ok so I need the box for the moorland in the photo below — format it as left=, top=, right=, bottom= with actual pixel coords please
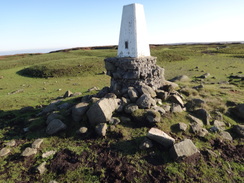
left=0, top=43, right=243, bottom=182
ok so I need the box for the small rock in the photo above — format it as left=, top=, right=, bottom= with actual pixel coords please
left=39, top=103, right=57, bottom=116
left=95, top=86, right=110, bottom=98
left=20, top=106, right=35, bottom=113
left=171, top=104, right=183, bottom=113
left=193, top=84, right=204, bottom=90
left=42, top=150, right=56, bottom=158
left=37, top=162, right=47, bottom=175
left=128, top=87, right=139, bottom=102
left=78, top=127, right=88, bottom=134
left=4, top=140, right=16, bottom=147
left=57, top=102, right=72, bottom=110
left=32, top=138, right=44, bottom=149
left=170, top=75, right=190, bottom=82
left=0, top=148, right=11, bottom=157
left=187, top=114, right=204, bottom=126
left=104, top=93, right=117, bottom=99
left=214, top=111, right=223, bottom=121
left=46, top=113, right=63, bottom=125
left=139, top=138, right=153, bottom=150
left=49, top=181, right=58, bottom=183
left=206, top=149, right=218, bottom=158
left=185, top=98, right=205, bottom=111
left=213, top=120, right=226, bottom=131
left=63, top=90, right=73, bottom=98
left=95, top=123, right=108, bottom=137
left=46, top=119, right=67, bottom=135
left=168, top=94, right=184, bottom=108
left=109, top=117, right=121, bottom=125
left=156, top=90, right=168, bottom=101
left=177, top=123, right=188, bottom=131
left=90, top=97, right=100, bottom=103
left=147, top=128, right=175, bottom=148
left=170, top=139, right=199, bottom=160
left=230, top=104, right=244, bottom=120
left=162, top=105, right=171, bottom=112
left=198, top=128, right=209, bottom=137
left=232, top=125, right=244, bottom=138
left=86, top=98, right=119, bottom=126
left=190, top=123, right=203, bottom=134
left=21, top=147, right=37, bottom=157
left=136, top=94, right=156, bottom=109
left=139, top=84, right=156, bottom=98
left=193, top=109, right=211, bottom=125
left=72, top=102, right=90, bottom=122
left=199, top=73, right=210, bottom=79
left=88, top=86, right=99, bottom=92
left=120, top=116, right=131, bottom=123
left=124, top=104, right=139, bottom=114
left=163, top=81, right=179, bottom=90
left=220, top=131, right=233, bottom=141
left=152, top=106, right=166, bottom=115
left=146, top=110, right=161, bottom=123
left=23, top=127, right=29, bottom=132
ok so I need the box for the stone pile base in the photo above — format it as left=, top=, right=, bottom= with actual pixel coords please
left=104, top=56, right=165, bottom=94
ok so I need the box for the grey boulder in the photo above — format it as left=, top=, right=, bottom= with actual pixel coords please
left=147, top=128, right=175, bottom=148
left=170, top=139, right=199, bottom=160
left=86, top=98, right=119, bottom=126
left=46, top=119, right=67, bottom=135
left=72, top=102, right=89, bottom=122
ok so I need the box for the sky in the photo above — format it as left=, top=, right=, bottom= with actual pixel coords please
left=1, top=0, right=244, bottom=55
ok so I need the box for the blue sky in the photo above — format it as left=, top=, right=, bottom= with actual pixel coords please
left=1, top=0, right=244, bottom=54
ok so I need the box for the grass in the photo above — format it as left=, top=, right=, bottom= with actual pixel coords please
left=0, top=43, right=243, bottom=182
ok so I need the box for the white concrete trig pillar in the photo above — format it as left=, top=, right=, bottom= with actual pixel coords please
left=117, top=3, right=150, bottom=58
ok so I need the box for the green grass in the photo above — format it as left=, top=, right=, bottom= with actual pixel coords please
left=0, top=44, right=243, bottom=182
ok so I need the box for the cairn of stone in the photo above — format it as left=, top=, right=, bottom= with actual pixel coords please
left=105, top=56, right=165, bottom=94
